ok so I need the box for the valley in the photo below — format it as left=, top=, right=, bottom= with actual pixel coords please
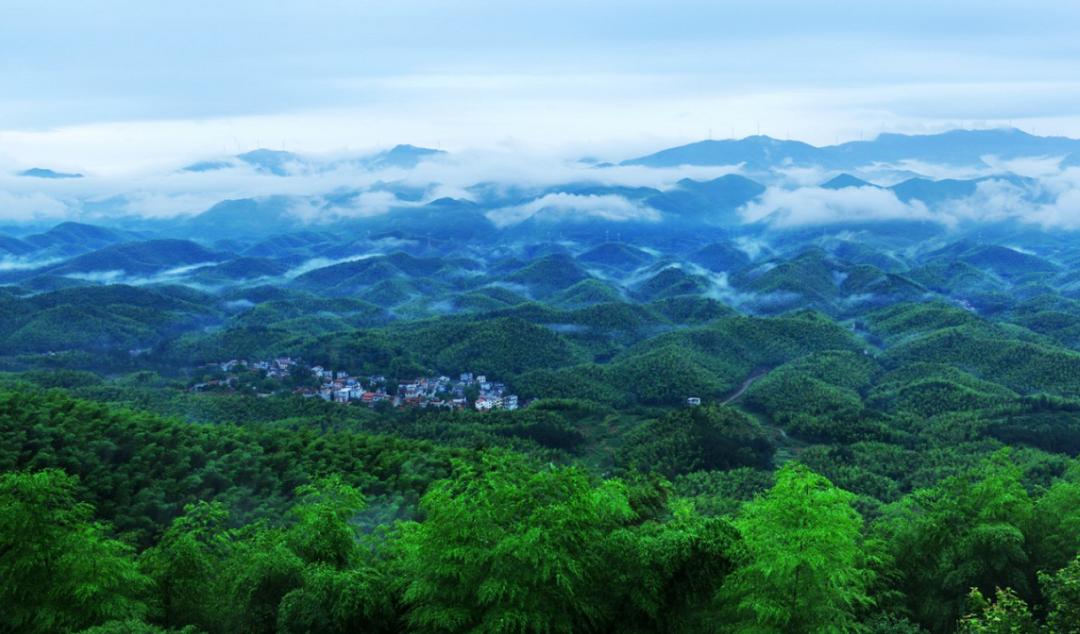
left=6, top=129, right=1080, bottom=632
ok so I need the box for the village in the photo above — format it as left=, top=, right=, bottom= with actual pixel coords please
left=191, top=357, right=521, bottom=412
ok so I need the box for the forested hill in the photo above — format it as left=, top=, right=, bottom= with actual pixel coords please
left=3, top=387, right=1080, bottom=633
left=9, top=129, right=1080, bottom=632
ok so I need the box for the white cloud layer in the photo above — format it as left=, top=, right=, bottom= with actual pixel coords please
left=486, top=193, right=660, bottom=227
left=741, top=186, right=934, bottom=227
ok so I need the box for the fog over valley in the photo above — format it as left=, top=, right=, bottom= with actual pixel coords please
left=9, top=3, right=1080, bottom=633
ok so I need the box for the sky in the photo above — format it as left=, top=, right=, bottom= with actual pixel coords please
left=4, top=0, right=1080, bottom=172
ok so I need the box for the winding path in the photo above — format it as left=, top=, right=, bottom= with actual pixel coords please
left=722, top=367, right=770, bottom=405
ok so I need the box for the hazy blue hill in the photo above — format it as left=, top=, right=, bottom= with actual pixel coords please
left=71, top=239, right=227, bottom=272
left=821, top=173, right=878, bottom=189
left=623, top=128, right=1080, bottom=173
left=623, top=136, right=822, bottom=169
left=689, top=242, right=752, bottom=272
left=236, top=148, right=304, bottom=175
left=577, top=242, right=654, bottom=270
left=0, top=235, right=34, bottom=256
left=191, top=257, right=290, bottom=281
left=646, top=175, right=766, bottom=222
left=362, top=144, right=445, bottom=169
left=827, top=127, right=1080, bottom=167
left=293, top=256, right=403, bottom=293
left=502, top=254, right=592, bottom=297
left=242, top=231, right=337, bottom=258
left=924, top=241, right=1059, bottom=278
left=889, top=177, right=970, bottom=204
left=501, top=213, right=663, bottom=244
left=17, top=167, right=83, bottom=179
left=3, top=275, right=93, bottom=293
left=22, top=222, right=131, bottom=254
left=634, top=266, right=711, bottom=301
left=958, top=244, right=1059, bottom=277
left=9, top=239, right=231, bottom=281
left=352, top=197, right=497, bottom=241
left=185, top=197, right=305, bottom=239
left=550, top=279, right=625, bottom=308
left=827, top=240, right=908, bottom=272
left=181, top=159, right=234, bottom=172
left=381, top=252, right=452, bottom=277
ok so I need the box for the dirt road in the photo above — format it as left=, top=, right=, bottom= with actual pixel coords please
left=722, top=367, right=770, bottom=405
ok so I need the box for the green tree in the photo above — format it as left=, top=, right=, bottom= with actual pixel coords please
left=398, top=453, right=635, bottom=633
left=719, top=463, right=875, bottom=633
left=606, top=500, right=744, bottom=633
left=1040, top=555, right=1080, bottom=634
left=619, top=405, right=774, bottom=478
left=275, top=475, right=399, bottom=633
left=276, top=565, right=398, bottom=634
left=139, top=501, right=233, bottom=631
left=1029, top=470, right=1080, bottom=574
left=0, top=469, right=149, bottom=633
left=221, top=528, right=305, bottom=634
left=956, top=588, right=1039, bottom=634
left=874, top=452, right=1035, bottom=632
left=285, top=475, right=366, bottom=569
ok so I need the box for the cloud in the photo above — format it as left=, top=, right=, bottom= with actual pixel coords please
left=0, top=190, right=71, bottom=221
left=0, top=255, right=63, bottom=271
left=942, top=178, right=1037, bottom=224
left=740, top=185, right=935, bottom=227
left=283, top=254, right=379, bottom=279
left=748, top=165, right=1080, bottom=231
left=1026, top=184, right=1080, bottom=229
left=63, top=270, right=126, bottom=284
left=0, top=143, right=747, bottom=225
left=734, top=237, right=770, bottom=260
left=486, top=193, right=660, bottom=227
left=61, top=261, right=222, bottom=287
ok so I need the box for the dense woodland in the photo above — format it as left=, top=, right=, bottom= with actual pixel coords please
left=8, top=132, right=1080, bottom=631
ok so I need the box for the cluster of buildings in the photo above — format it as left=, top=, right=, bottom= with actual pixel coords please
left=191, top=358, right=520, bottom=412
left=305, top=370, right=520, bottom=412
left=206, top=357, right=298, bottom=378
left=190, top=357, right=299, bottom=391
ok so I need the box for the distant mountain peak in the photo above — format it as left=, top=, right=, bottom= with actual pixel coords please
left=236, top=148, right=305, bottom=175
left=821, top=174, right=878, bottom=189
left=624, top=127, right=1080, bottom=171
left=181, top=160, right=234, bottom=173
left=365, top=144, right=445, bottom=169
left=18, top=167, right=83, bottom=179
